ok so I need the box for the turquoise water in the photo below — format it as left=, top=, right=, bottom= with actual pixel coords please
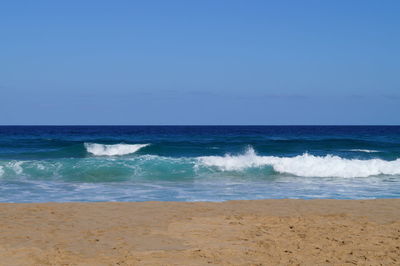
left=1, top=126, right=400, bottom=202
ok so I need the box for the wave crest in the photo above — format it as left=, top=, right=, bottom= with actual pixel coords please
left=348, top=149, right=379, bottom=153
left=84, top=143, right=149, bottom=156
left=197, top=147, right=400, bottom=178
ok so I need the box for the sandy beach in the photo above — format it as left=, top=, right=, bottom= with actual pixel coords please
left=0, top=199, right=399, bottom=265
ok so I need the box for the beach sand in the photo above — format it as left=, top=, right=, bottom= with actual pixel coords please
left=0, top=199, right=399, bottom=265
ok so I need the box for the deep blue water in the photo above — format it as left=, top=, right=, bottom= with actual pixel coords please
left=0, top=126, right=400, bottom=202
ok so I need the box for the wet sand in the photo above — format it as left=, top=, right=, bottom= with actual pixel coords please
left=0, top=199, right=399, bottom=265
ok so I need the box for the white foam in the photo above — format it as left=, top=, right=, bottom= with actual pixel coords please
left=8, top=161, right=24, bottom=174
left=197, top=147, right=400, bottom=178
left=84, top=143, right=149, bottom=156
left=348, top=149, right=379, bottom=153
left=0, top=166, right=4, bottom=177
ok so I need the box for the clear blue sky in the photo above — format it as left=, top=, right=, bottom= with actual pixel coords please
left=1, top=0, right=399, bottom=125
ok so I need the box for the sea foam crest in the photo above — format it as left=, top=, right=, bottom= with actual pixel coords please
left=197, top=147, right=400, bottom=178
left=84, top=143, right=149, bottom=156
left=348, top=149, right=380, bottom=153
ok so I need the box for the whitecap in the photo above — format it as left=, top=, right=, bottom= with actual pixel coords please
left=347, top=149, right=380, bottom=153
left=84, top=143, right=149, bottom=156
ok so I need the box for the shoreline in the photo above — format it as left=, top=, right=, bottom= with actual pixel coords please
left=1, top=199, right=399, bottom=265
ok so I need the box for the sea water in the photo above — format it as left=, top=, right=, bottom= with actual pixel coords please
left=0, top=126, right=399, bottom=202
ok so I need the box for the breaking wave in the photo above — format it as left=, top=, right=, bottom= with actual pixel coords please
left=84, top=143, right=149, bottom=156
left=1, top=147, right=399, bottom=180
left=197, top=147, right=400, bottom=178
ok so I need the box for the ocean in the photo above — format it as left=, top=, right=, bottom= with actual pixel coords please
left=0, top=126, right=399, bottom=202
